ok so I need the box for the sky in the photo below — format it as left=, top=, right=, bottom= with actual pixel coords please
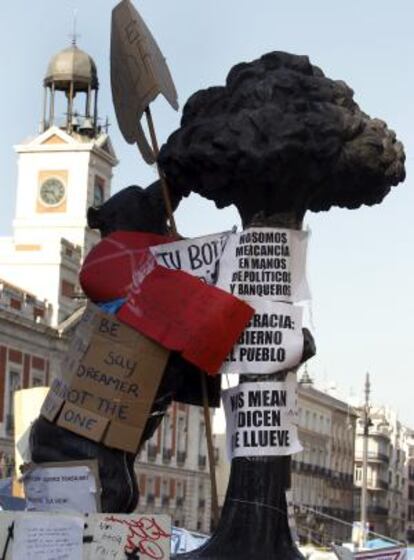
left=0, top=1, right=413, bottom=424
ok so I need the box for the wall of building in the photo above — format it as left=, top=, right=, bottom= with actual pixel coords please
left=0, top=282, right=65, bottom=474
left=291, top=383, right=356, bottom=545
left=135, top=402, right=215, bottom=534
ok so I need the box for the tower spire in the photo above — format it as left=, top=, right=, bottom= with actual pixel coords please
left=70, top=8, right=80, bottom=46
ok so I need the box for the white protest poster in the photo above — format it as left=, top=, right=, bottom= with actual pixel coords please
left=13, top=513, right=84, bottom=560
left=220, top=300, right=304, bottom=374
left=90, top=518, right=128, bottom=560
left=150, top=231, right=232, bottom=284
left=24, top=465, right=98, bottom=514
left=216, top=227, right=310, bottom=302
left=96, top=514, right=171, bottom=559
left=222, top=375, right=302, bottom=459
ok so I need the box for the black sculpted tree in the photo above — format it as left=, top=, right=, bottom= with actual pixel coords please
left=159, top=51, right=404, bottom=228
left=159, top=52, right=405, bottom=560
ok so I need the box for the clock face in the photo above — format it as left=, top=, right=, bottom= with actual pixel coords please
left=39, top=177, right=66, bottom=206
left=93, top=184, right=104, bottom=207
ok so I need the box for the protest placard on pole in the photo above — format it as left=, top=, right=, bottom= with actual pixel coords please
left=216, top=227, right=310, bottom=302
left=111, top=0, right=178, bottom=163
left=220, top=300, right=304, bottom=375
left=222, top=374, right=302, bottom=459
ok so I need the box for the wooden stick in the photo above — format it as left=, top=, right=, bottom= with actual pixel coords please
left=145, top=106, right=219, bottom=528
left=201, top=371, right=220, bottom=529
left=144, top=107, right=178, bottom=236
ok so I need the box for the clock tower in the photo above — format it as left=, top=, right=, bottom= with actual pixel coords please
left=0, top=43, right=117, bottom=326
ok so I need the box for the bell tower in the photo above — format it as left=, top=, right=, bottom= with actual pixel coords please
left=13, top=42, right=117, bottom=257
left=0, top=43, right=117, bottom=326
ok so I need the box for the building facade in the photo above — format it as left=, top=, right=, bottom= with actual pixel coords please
left=291, top=378, right=357, bottom=545
left=406, top=430, right=414, bottom=543
left=354, top=406, right=408, bottom=542
left=135, top=403, right=214, bottom=533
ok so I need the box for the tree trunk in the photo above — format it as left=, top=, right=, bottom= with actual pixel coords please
left=175, top=212, right=308, bottom=559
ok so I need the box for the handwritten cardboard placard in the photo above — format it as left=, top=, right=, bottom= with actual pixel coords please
left=41, top=303, right=169, bottom=453
left=220, top=300, right=304, bottom=374
left=151, top=231, right=232, bottom=284
left=22, top=461, right=100, bottom=514
left=13, top=513, right=84, bottom=560
left=222, top=375, right=302, bottom=459
left=216, top=227, right=310, bottom=303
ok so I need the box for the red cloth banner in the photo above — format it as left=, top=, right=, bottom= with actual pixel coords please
left=80, top=231, right=173, bottom=302
left=117, top=266, right=254, bottom=375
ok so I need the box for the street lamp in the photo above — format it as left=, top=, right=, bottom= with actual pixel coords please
left=360, top=372, right=371, bottom=549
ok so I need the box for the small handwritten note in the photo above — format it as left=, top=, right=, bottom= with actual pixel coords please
left=13, top=514, right=83, bottom=560
left=90, top=519, right=128, bottom=560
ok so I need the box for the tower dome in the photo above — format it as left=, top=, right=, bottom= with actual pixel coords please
left=44, top=45, right=98, bottom=91
left=41, top=44, right=99, bottom=136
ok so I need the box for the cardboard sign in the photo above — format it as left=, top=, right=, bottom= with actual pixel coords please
left=23, top=462, right=100, bottom=514
left=222, top=375, right=302, bottom=458
left=13, top=514, right=84, bottom=560
left=41, top=304, right=169, bottom=453
left=217, top=227, right=310, bottom=302
left=151, top=231, right=232, bottom=284
left=111, top=0, right=178, bottom=163
left=220, top=300, right=304, bottom=374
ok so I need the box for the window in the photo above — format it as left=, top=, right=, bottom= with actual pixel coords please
left=31, top=374, right=44, bottom=387
left=5, top=369, right=21, bottom=434
left=177, top=415, right=187, bottom=453
left=61, top=280, right=75, bottom=298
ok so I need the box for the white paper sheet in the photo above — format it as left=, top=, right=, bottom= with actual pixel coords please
left=222, top=374, right=302, bottom=459
left=13, top=514, right=84, bottom=560
left=24, top=465, right=97, bottom=514
left=220, top=300, right=304, bottom=374
left=216, top=227, right=310, bottom=302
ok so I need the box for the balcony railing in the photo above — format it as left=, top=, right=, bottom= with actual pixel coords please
left=368, top=505, right=388, bottom=516
left=355, top=451, right=390, bottom=463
